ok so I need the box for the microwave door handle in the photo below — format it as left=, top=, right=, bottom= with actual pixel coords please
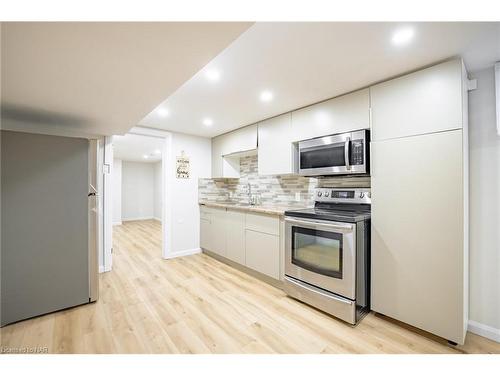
left=344, top=137, right=351, bottom=170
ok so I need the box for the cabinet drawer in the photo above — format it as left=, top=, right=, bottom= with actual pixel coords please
left=200, top=205, right=225, bottom=215
left=245, top=229, right=280, bottom=279
left=245, top=212, right=279, bottom=235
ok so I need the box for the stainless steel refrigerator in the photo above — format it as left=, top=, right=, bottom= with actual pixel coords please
left=1, top=130, right=99, bottom=326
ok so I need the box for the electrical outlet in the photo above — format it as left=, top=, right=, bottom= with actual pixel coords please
left=295, top=192, right=301, bottom=202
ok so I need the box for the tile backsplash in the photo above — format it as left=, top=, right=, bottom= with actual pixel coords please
left=198, top=154, right=370, bottom=206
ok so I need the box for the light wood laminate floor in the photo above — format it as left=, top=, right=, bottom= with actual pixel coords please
left=1, top=219, right=499, bottom=354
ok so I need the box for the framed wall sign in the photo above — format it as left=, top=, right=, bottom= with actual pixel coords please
left=176, top=152, right=190, bottom=179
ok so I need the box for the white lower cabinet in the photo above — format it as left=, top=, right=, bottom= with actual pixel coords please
left=200, top=217, right=212, bottom=251
left=210, top=208, right=227, bottom=257
left=200, top=206, right=281, bottom=281
left=245, top=229, right=280, bottom=279
left=225, top=210, right=246, bottom=264
left=200, top=206, right=226, bottom=257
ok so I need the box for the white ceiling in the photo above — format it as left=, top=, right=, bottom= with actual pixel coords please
left=1, top=22, right=252, bottom=136
left=139, top=22, right=500, bottom=138
left=113, top=133, right=164, bottom=163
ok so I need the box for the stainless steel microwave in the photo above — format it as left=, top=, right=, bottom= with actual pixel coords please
left=298, top=129, right=369, bottom=176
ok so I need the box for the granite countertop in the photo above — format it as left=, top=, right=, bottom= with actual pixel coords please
left=198, top=200, right=312, bottom=216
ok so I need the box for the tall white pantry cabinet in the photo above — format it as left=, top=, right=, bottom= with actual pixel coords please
left=370, top=59, right=469, bottom=344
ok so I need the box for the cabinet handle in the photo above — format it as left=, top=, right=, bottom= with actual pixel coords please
left=344, top=137, right=351, bottom=170
left=285, top=276, right=353, bottom=305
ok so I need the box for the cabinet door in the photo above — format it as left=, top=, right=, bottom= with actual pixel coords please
left=371, top=130, right=465, bottom=344
left=200, top=217, right=212, bottom=251
left=258, top=113, right=295, bottom=175
left=222, top=124, right=258, bottom=156
left=211, top=136, right=223, bottom=178
left=371, top=59, right=463, bottom=141
left=225, top=210, right=246, bottom=264
left=210, top=208, right=227, bottom=257
left=245, top=229, right=280, bottom=279
left=291, top=88, right=370, bottom=142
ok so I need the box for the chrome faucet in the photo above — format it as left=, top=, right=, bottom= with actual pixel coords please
left=247, top=183, right=260, bottom=206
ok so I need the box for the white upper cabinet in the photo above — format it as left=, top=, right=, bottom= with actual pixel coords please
left=211, top=124, right=258, bottom=178
left=211, top=136, right=224, bottom=178
left=291, top=88, right=370, bottom=142
left=258, top=113, right=296, bottom=175
left=371, top=59, right=464, bottom=141
left=220, top=124, right=258, bottom=156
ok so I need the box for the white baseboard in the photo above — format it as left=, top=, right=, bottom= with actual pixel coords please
left=468, top=320, right=500, bottom=343
left=163, top=247, right=201, bottom=260
left=113, top=221, right=122, bottom=226
left=122, top=216, right=154, bottom=222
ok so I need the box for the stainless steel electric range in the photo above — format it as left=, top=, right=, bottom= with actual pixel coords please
left=284, top=188, right=371, bottom=324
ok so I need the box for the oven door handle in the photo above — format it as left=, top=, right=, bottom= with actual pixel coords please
left=284, top=276, right=354, bottom=305
left=285, top=217, right=354, bottom=232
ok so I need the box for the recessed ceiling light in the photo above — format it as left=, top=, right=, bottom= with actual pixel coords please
left=260, top=90, right=274, bottom=102
left=205, top=69, right=221, bottom=82
left=158, top=108, right=169, bottom=117
left=203, top=118, right=214, bottom=127
left=391, top=27, right=415, bottom=46
left=154, top=149, right=161, bottom=155
left=143, top=154, right=149, bottom=159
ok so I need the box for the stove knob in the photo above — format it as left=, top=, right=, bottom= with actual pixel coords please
left=317, top=191, right=323, bottom=197
left=368, top=192, right=371, bottom=198
left=359, top=192, right=365, bottom=198
left=324, top=191, right=329, bottom=197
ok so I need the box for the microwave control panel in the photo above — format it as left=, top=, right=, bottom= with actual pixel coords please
left=351, top=140, right=364, bottom=165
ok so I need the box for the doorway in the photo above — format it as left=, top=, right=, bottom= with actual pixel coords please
left=110, top=133, right=165, bottom=263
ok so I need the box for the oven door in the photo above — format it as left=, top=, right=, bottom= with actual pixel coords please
left=285, top=216, right=356, bottom=299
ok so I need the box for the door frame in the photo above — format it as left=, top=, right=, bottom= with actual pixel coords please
left=101, top=136, right=113, bottom=272
left=102, top=126, right=172, bottom=270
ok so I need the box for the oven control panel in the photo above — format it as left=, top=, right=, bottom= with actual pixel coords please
left=315, top=188, right=371, bottom=204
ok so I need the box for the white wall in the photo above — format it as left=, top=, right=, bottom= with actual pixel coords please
left=121, top=161, right=155, bottom=221
left=154, top=161, right=163, bottom=221
left=112, top=159, right=122, bottom=225
left=468, top=66, right=500, bottom=339
left=166, top=132, right=211, bottom=256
